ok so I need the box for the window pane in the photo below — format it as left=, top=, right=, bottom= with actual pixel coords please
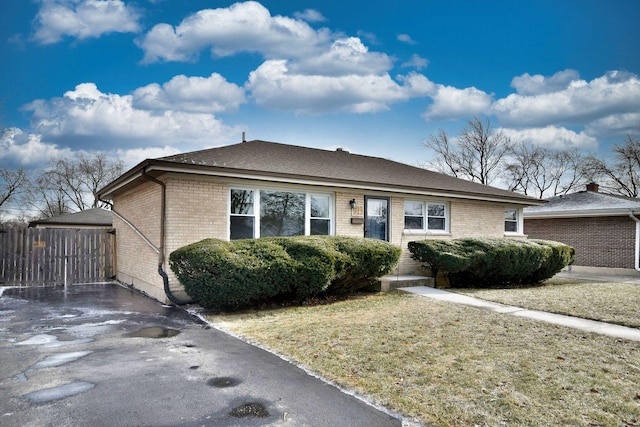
left=404, top=201, right=423, bottom=216
left=260, top=191, right=305, bottom=236
left=428, top=217, right=445, bottom=230
left=310, top=219, right=330, bottom=235
left=404, top=216, right=424, bottom=230
left=311, top=195, right=330, bottom=218
left=231, top=189, right=253, bottom=215
left=504, top=209, right=517, bottom=221
left=230, top=216, right=254, bottom=240
left=428, top=203, right=445, bottom=217
left=505, top=221, right=518, bottom=232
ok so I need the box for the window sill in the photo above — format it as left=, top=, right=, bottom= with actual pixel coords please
left=504, top=232, right=526, bottom=237
left=402, top=230, right=451, bottom=236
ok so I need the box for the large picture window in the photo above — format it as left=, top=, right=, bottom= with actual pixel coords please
left=229, top=188, right=333, bottom=239
left=260, top=191, right=305, bottom=237
left=404, top=200, right=448, bottom=232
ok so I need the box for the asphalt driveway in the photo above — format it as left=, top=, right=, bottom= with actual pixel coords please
left=0, top=283, right=401, bottom=427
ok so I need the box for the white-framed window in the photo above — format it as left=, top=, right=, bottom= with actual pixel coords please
left=404, top=200, right=449, bottom=232
left=504, top=208, right=519, bottom=233
left=229, top=188, right=333, bottom=240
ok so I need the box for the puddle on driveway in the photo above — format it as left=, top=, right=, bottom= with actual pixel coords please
left=229, top=402, right=269, bottom=418
left=125, top=327, right=180, bottom=338
left=24, top=381, right=95, bottom=404
left=32, top=351, right=92, bottom=369
left=15, top=334, right=93, bottom=349
left=207, top=377, right=241, bottom=388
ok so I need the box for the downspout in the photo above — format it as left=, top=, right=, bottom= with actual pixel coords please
left=628, top=210, right=640, bottom=272
left=140, top=170, right=193, bottom=305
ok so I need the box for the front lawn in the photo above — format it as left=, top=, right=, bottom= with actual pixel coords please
left=453, top=276, right=640, bottom=328
left=208, top=289, right=640, bottom=426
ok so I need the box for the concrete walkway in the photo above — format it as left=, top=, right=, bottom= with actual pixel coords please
left=399, top=286, right=640, bottom=342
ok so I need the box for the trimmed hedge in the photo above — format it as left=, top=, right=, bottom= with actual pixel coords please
left=407, top=238, right=574, bottom=288
left=169, top=236, right=401, bottom=310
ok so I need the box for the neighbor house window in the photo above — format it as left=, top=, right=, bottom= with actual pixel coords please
left=230, top=188, right=333, bottom=239
left=404, top=200, right=448, bottom=232
left=504, top=208, right=518, bottom=233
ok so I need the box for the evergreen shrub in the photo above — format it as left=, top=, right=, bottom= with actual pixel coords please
left=169, top=236, right=401, bottom=310
left=407, top=238, right=574, bottom=288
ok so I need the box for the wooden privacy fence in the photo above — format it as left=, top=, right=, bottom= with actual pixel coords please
left=0, top=227, right=115, bottom=287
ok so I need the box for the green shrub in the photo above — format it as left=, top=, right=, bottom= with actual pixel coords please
left=169, top=238, right=294, bottom=309
left=169, top=236, right=401, bottom=310
left=408, top=238, right=574, bottom=288
left=330, top=237, right=403, bottom=292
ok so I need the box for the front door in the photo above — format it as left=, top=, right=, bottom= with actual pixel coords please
left=365, top=196, right=389, bottom=241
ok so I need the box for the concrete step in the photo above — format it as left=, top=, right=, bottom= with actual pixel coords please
left=378, top=275, right=434, bottom=292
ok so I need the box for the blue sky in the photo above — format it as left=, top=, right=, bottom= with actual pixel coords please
left=1, top=0, right=639, bottom=172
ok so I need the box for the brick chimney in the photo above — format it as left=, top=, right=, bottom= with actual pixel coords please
left=586, top=182, right=599, bottom=192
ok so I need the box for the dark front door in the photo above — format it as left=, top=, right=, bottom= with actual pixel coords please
left=365, top=196, right=389, bottom=241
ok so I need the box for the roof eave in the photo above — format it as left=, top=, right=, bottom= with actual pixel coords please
left=524, top=208, right=640, bottom=218
left=136, top=162, right=542, bottom=206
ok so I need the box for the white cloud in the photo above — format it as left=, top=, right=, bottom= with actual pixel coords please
left=33, top=0, right=141, bottom=45
left=115, top=146, right=182, bottom=168
left=247, top=60, right=432, bottom=114
left=585, top=112, right=640, bottom=137
left=493, top=71, right=640, bottom=127
left=22, top=83, right=242, bottom=149
left=401, top=54, right=428, bottom=70
left=423, top=85, right=493, bottom=121
left=137, top=1, right=332, bottom=63
left=132, top=73, right=246, bottom=113
left=0, top=128, right=73, bottom=167
left=397, top=34, right=416, bottom=44
left=288, top=37, right=392, bottom=76
left=499, top=126, right=598, bottom=150
left=510, top=69, right=580, bottom=95
left=294, top=9, right=326, bottom=22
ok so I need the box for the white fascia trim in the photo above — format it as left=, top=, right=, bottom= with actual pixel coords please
left=523, top=208, right=640, bottom=219
left=145, top=165, right=539, bottom=206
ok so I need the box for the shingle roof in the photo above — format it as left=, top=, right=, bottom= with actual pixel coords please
left=100, top=140, right=541, bottom=205
left=524, top=190, right=640, bottom=218
left=29, top=208, right=113, bottom=227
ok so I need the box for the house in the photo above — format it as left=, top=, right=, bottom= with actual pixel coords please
left=524, top=183, right=640, bottom=276
left=97, top=139, right=542, bottom=303
left=28, top=208, right=113, bottom=229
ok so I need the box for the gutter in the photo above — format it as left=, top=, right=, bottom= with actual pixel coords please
left=628, top=211, right=640, bottom=272
left=140, top=170, right=194, bottom=305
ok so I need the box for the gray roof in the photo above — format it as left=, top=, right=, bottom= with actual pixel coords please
left=29, top=208, right=113, bottom=227
left=99, top=140, right=541, bottom=205
left=524, top=190, right=640, bottom=218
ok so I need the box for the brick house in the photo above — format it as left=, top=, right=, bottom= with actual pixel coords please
left=524, top=183, right=640, bottom=275
left=97, top=139, right=542, bottom=303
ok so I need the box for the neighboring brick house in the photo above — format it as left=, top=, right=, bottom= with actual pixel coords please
left=97, top=139, right=542, bottom=303
left=524, top=183, right=640, bottom=275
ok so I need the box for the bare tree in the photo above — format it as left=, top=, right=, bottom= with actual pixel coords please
left=0, top=168, right=29, bottom=211
left=425, top=117, right=514, bottom=185
left=583, top=135, right=640, bottom=197
left=26, top=152, right=124, bottom=217
left=504, top=145, right=587, bottom=199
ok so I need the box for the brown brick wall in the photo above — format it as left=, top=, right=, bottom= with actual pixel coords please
left=524, top=216, right=635, bottom=268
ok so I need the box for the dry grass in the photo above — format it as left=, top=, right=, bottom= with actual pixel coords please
left=209, top=291, right=640, bottom=427
left=453, top=277, right=640, bottom=328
